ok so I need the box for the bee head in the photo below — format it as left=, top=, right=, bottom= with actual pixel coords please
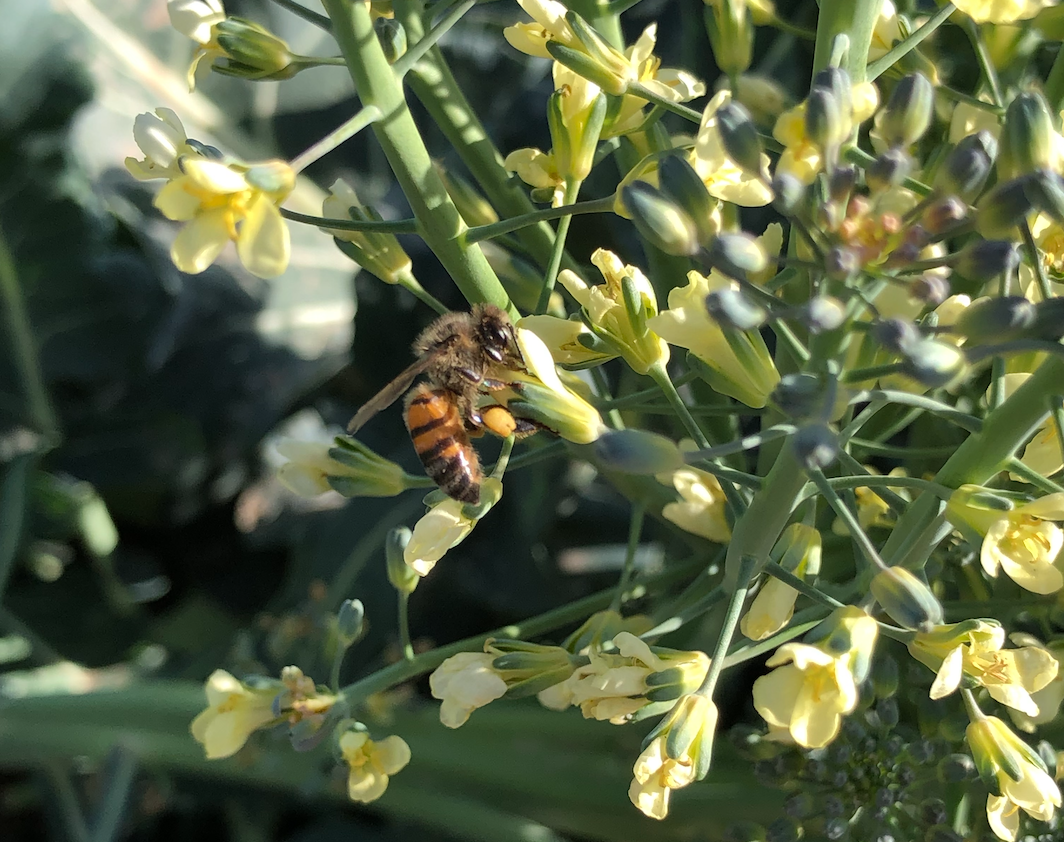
left=474, top=305, right=516, bottom=362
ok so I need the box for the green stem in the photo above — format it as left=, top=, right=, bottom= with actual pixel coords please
left=697, top=554, right=758, bottom=698
left=268, top=0, right=332, bottom=30
left=764, top=561, right=844, bottom=609
left=467, top=196, right=615, bottom=244
left=807, top=468, right=888, bottom=572
left=1007, top=457, right=1064, bottom=493
left=398, top=591, right=414, bottom=660
left=281, top=208, right=418, bottom=233
left=823, top=474, right=954, bottom=500
left=0, top=225, right=59, bottom=440
left=936, top=85, right=1004, bottom=115
left=964, top=18, right=1004, bottom=108
left=865, top=2, right=954, bottom=81
left=1021, top=220, right=1053, bottom=303
left=288, top=105, right=382, bottom=172
left=626, top=84, right=703, bottom=124
left=610, top=502, right=646, bottom=612
left=322, top=0, right=514, bottom=314
left=536, top=181, right=582, bottom=313
left=397, top=270, right=448, bottom=315
left=398, top=13, right=576, bottom=275
left=338, top=555, right=705, bottom=701
left=391, top=0, right=475, bottom=79
left=1046, top=42, right=1064, bottom=115
left=812, top=0, right=883, bottom=80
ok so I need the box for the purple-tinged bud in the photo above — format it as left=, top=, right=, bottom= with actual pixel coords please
left=771, top=373, right=827, bottom=421
left=866, top=148, right=912, bottom=192
left=622, top=183, right=701, bottom=257
left=954, top=295, right=1036, bottom=342
left=772, top=173, right=805, bottom=215
left=874, top=318, right=920, bottom=354
left=911, top=274, right=951, bottom=307
left=706, top=288, right=769, bottom=330
left=975, top=176, right=1034, bottom=239
left=953, top=239, right=1021, bottom=284
left=337, top=598, right=366, bottom=644
left=805, top=87, right=843, bottom=150
left=878, top=73, right=934, bottom=148
left=703, top=232, right=769, bottom=281
left=658, top=154, right=718, bottom=244
left=870, top=567, right=944, bottom=632
left=716, top=101, right=766, bottom=178
left=998, top=91, right=1056, bottom=180
left=922, top=196, right=968, bottom=236
left=791, top=424, right=839, bottom=470
left=936, top=130, right=996, bottom=201
left=593, top=429, right=685, bottom=475
left=825, top=246, right=860, bottom=281
left=900, top=338, right=967, bottom=389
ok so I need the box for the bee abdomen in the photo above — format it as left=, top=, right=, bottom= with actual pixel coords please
left=405, top=386, right=481, bottom=505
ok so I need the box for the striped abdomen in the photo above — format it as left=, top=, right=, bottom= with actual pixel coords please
left=405, top=385, right=481, bottom=505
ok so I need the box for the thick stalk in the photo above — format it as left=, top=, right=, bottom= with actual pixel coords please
left=322, top=0, right=514, bottom=314
left=812, top=0, right=883, bottom=80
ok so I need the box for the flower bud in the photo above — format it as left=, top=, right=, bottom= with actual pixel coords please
left=705, top=288, right=768, bottom=330
left=489, top=640, right=577, bottom=697
left=922, top=196, right=968, bottom=236
left=703, top=232, right=769, bottom=281
left=658, top=154, right=718, bottom=245
left=953, top=239, right=1021, bottom=284
left=374, top=17, right=407, bottom=63
left=386, top=527, right=418, bottom=595
left=1025, top=168, right=1064, bottom=227
left=899, top=338, right=968, bottom=389
left=593, top=429, right=685, bottom=475
left=212, top=18, right=296, bottom=80
left=1033, top=298, right=1064, bottom=341
left=322, top=179, right=413, bottom=285
left=791, top=424, right=838, bottom=470
left=812, top=67, right=852, bottom=112
left=545, top=13, right=631, bottom=95
left=621, top=183, right=701, bottom=257
left=870, top=567, right=944, bottom=632
left=715, top=101, right=766, bottom=179
left=336, top=599, right=366, bottom=646
left=772, top=173, right=805, bottom=215
left=703, top=0, right=752, bottom=78
left=828, top=165, right=858, bottom=204
left=277, top=438, right=411, bottom=498
left=954, top=295, right=1037, bottom=342
left=873, top=317, right=920, bottom=354
left=936, top=130, right=996, bottom=201
left=805, top=87, right=844, bottom=151
left=866, top=148, right=912, bottom=192
left=872, top=654, right=899, bottom=699
left=877, top=73, right=934, bottom=148
left=975, top=175, right=1036, bottom=239
left=771, top=373, right=828, bottom=421
left=998, top=91, right=1056, bottom=180
left=799, top=296, right=846, bottom=333
left=825, top=246, right=860, bottom=281
left=438, top=165, right=498, bottom=227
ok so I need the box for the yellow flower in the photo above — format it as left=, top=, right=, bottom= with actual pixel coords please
left=503, top=148, right=565, bottom=207
left=168, top=0, right=227, bottom=89
left=654, top=466, right=731, bottom=542
left=752, top=606, right=878, bottom=748
left=556, top=249, right=669, bottom=375
left=952, top=0, right=1054, bottom=24
left=429, top=652, right=509, bottom=728
left=497, top=328, right=606, bottom=443
left=517, top=315, right=611, bottom=367
left=948, top=96, right=1001, bottom=144
left=867, top=0, right=903, bottom=62
left=995, top=373, right=1064, bottom=482
left=504, top=0, right=702, bottom=105
left=190, top=669, right=278, bottom=759
left=150, top=153, right=294, bottom=278
left=404, top=479, right=502, bottom=577
left=648, top=268, right=780, bottom=408
left=741, top=524, right=821, bottom=641
left=691, top=91, right=773, bottom=206
left=124, top=108, right=197, bottom=181
left=321, top=179, right=413, bottom=285
left=1029, top=213, right=1064, bottom=282
left=1009, top=635, right=1064, bottom=732
left=967, top=714, right=1061, bottom=841
left=910, top=620, right=1058, bottom=714
left=728, top=74, right=792, bottom=127
left=275, top=438, right=409, bottom=498
left=338, top=730, right=411, bottom=804
left=772, top=82, right=879, bottom=184
left=538, top=632, right=709, bottom=724
left=629, top=694, right=717, bottom=820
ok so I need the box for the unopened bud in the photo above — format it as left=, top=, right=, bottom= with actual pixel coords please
left=703, top=232, right=768, bottom=281
left=658, top=154, right=718, bottom=244
left=800, top=296, right=846, bottom=333
left=936, top=130, right=996, bottom=201
left=1033, top=298, right=1064, bottom=341
left=866, top=148, right=912, bottom=192
left=999, top=91, right=1056, bottom=180
left=1025, top=168, right=1064, bottom=227
left=878, top=73, right=934, bottom=147
left=922, top=196, right=967, bottom=236
left=715, top=101, right=765, bottom=178
left=953, top=239, right=1020, bottom=283
left=954, top=295, right=1036, bottom=342
left=828, top=165, right=858, bottom=204
left=825, top=246, right=860, bottom=281
left=336, top=598, right=366, bottom=645
left=900, top=338, right=967, bottom=389
left=703, top=0, right=752, bottom=77
left=874, top=317, right=920, bottom=353
left=911, top=274, right=951, bottom=307
left=771, top=373, right=827, bottom=420
left=374, top=17, right=407, bottom=63
left=622, top=183, right=700, bottom=256
left=213, top=18, right=295, bottom=80
left=812, top=67, right=852, bottom=109
left=870, top=567, right=944, bottom=631
left=805, top=87, right=843, bottom=150
left=791, top=424, right=838, bottom=470
left=705, top=288, right=768, bottom=330
left=592, top=429, right=685, bottom=474
left=386, top=527, right=418, bottom=594
left=976, top=175, right=1035, bottom=238
left=772, top=173, right=805, bottom=215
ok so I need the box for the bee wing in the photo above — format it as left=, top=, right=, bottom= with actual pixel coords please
left=346, top=354, right=438, bottom=433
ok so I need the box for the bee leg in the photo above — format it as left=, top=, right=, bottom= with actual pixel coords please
left=509, top=417, right=544, bottom=439
left=456, top=367, right=482, bottom=384
left=480, top=377, right=512, bottom=392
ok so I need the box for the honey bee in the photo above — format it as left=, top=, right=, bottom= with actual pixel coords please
left=348, top=304, right=538, bottom=505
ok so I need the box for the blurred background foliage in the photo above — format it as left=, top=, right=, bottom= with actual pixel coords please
left=0, top=0, right=805, bottom=839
